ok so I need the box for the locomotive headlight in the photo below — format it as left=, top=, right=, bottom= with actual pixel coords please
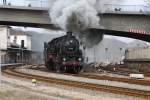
left=70, top=40, right=73, bottom=43
left=78, top=58, right=82, bottom=61
left=63, top=58, right=66, bottom=61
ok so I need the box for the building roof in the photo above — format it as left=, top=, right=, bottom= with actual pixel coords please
left=10, top=28, right=32, bottom=36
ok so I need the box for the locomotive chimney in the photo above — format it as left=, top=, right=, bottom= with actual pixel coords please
left=67, top=31, right=72, bottom=36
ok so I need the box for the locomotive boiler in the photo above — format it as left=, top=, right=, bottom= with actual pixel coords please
left=44, top=32, right=83, bottom=73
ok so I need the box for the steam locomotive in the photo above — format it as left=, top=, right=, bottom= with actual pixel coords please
left=44, top=32, right=83, bottom=73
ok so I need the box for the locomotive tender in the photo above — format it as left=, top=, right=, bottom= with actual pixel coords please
left=44, top=32, right=83, bottom=73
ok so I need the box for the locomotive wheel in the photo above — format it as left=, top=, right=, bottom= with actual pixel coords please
left=56, top=65, right=60, bottom=73
left=47, top=61, right=55, bottom=71
left=60, top=66, right=67, bottom=73
left=73, top=66, right=80, bottom=74
left=79, top=66, right=82, bottom=71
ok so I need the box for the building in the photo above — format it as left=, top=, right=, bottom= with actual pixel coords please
left=84, top=38, right=127, bottom=64
left=29, top=30, right=65, bottom=64
left=28, top=30, right=150, bottom=64
left=124, top=46, right=150, bottom=72
left=0, top=25, right=10, bottom=63
left=0, top=26, right=64, bottom=64
left=0, top=25, right=32, bottom=64
left=2, top=26, right=148, bottom=65
left=82, top=36, right=150, bottom=64
left=10, top=29, right=31, bottom=50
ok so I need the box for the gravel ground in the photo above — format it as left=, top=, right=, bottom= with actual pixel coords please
left=17, top=67, right=150, bottom=91
left=0, top=75, right=146, bottom=100
left=0, top=81, right=63, bottom=100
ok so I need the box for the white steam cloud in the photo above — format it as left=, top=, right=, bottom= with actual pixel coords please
left=50, top=0, right=103, bottom=47
left=50, top=0, right=99, bottom=31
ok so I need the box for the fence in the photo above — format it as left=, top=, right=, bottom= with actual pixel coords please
left=103, top=4, right=150, bottom=12
left=0, top=0, right=53, bottom=8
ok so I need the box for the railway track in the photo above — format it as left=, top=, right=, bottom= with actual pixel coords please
left=76, top=74, right=150, bottom=86
left=145, top=72, right=150, bottom=77
left=2, top=67, right=150, bottom=99
left=28, top=65, right=150, bottom=86
left=105, top=66, right=150, bottom=77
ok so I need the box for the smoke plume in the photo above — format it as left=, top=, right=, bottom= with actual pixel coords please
left=50, top=0, right=103, bottom=47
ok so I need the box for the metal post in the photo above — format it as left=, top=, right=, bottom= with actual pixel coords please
left=119, top=48, right=122, bottom=64
left=105, top=48, right=108, bottom=63
left=41, top=0, right=42, bottom=8
left=0, top=49, right=1, bottom=85
left=22, top=48, right=23, bottom=69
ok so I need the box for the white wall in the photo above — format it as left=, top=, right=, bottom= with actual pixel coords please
left=0, top=26, right=8, bottom=50
left=27, top=36, right=31, bottom=50
left=84, top=38, right=127, bottom=64
left=10, top=35, right=31, bottom=50
left=126, top=47, right=150, bottom=59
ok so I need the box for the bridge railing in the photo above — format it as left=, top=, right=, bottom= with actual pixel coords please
left=1, top=1, right=150, bottom=12
left=0, top=0, right=53, bottom=8
left=103, top=4, right=150, bottom=12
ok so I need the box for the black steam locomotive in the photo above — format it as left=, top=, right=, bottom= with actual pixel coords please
left=44, top=32, right=83, bottom=73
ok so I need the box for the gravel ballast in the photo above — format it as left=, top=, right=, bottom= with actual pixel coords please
left=0, top=76, right=145, bottom=100
left=17, top=68, right=150, bottom=91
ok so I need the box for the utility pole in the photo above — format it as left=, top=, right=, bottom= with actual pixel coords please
left=119, top=48, right=122, bottom=64
left=40, top=0, right=43, bottom=7
left=21, top=40, right=24, bottom=69
left=22, top=48, right=23, bottom=69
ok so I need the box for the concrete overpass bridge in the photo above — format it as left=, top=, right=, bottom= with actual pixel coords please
left=0, top=5, right=58, bottom=29
left=87, top=28, right=150, bottom=42
left=0, top=5, right=150, bottom=42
